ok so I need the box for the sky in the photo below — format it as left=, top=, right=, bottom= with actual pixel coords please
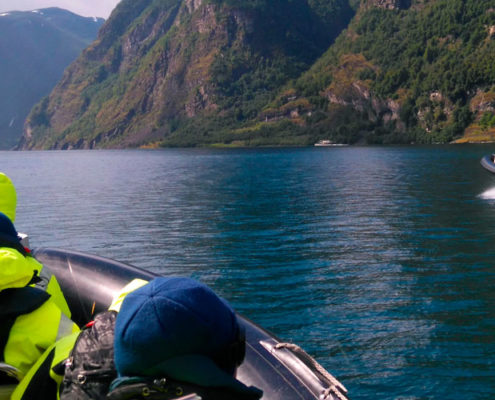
left=0, top=0, right=121, bottom=18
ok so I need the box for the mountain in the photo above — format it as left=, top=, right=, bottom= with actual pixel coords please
left=0, top=8, right=103, bottom=149
left=281, top=0, right=495, bottom=144
left=18, top=0, right=495, bottom=149
left=18, top=0, right=354, bottom=149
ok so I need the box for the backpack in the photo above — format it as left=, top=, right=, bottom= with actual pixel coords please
left=59, top=311, right=202, bottom=400
left=60, top=311, right=117, bottom=400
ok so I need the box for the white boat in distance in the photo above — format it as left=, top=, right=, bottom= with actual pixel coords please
left=314, top=140, right=348, bottom=147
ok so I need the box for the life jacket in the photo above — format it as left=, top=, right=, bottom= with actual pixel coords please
left=0, top=212, right=72, bottom=318
left=0, top=226, right=47, bottom=379
left=0, top=229, right=45, bottom=358
left=0, top=234, right=78, bottom=385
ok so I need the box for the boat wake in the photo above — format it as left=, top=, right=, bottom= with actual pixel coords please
left=479, top=187, right=495, bottom=200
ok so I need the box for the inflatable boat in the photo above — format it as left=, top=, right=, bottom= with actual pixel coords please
left=480, top=154, right=495, bottom=174
left=27, top=247, right=349, bottom=400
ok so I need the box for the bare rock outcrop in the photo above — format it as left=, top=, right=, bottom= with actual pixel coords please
left=367, top=0, right=411, bottom=10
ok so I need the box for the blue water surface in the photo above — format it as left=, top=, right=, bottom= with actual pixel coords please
left=1, top=145, right=495, bottom=399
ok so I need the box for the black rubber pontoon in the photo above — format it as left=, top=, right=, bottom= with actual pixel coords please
left=480, top=154, right=495, bottom=174
left=32, top=248, right=349, bottom=400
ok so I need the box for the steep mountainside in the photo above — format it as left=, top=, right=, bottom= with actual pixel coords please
left=274, top=0, right=495, bottom=144
left=19, top=0, right=353, bottom=149
left=0, top=8, right=103, bottom=149
left=19, top=0, right=495, bottom=149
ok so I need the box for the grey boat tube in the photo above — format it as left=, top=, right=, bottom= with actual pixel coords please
left=480, top=154, right=495, bottom=174
left=32, top=248, right=349, bottom=400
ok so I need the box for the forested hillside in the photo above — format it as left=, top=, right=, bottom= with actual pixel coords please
left=18, top=0, right=495, bottom=149
left=283, top=0, right=495, bottom=144
left=0, top=8, right=103, bottom=149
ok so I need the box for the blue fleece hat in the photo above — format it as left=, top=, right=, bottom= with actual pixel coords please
left=114, top=277, right=261, bottom=396
left=0, top=212, right=19, bottom=243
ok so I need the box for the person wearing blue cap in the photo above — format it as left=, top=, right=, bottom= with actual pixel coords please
left=108, top=277, right=262, bottom=400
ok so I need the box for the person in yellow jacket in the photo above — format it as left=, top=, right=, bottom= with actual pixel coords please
left=0, top=173, right=72, bottom=316
left=0, top=173, right=78, bottom=398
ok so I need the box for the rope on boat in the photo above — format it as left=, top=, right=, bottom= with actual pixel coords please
left=274, top=342, right=349, bottom=400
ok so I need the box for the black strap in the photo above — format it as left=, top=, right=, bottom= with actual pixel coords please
left=0, top=287, right=51, bottom=362
left=18, top=348, right=57, bottom=399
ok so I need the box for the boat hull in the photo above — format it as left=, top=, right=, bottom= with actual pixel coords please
left=32, top=248, right=348, bottom=400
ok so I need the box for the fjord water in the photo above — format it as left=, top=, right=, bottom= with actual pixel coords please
left=1, top=146, right=495, bottom=399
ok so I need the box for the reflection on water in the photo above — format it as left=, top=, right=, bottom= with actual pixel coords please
left=1, top=146, right=495, bottom=399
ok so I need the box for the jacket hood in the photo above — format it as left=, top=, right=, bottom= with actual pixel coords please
left=0, top=173, right=16, bottom=222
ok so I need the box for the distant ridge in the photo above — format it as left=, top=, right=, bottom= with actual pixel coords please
left=0, top=7, right=104, bottom=149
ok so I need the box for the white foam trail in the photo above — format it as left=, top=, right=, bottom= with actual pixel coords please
left=479, top=187, right=495, bottom=199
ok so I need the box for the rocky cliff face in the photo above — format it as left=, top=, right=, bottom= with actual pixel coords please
left=367, top=0, right=411, bottom=10
left=19, top=0, right=352, bottom=149
left=21, top=0, right=221, bottom=149
left=321, top=54, right=402, bottom=128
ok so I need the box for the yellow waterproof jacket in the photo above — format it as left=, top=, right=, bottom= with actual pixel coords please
left=0, top=248, right=78, bottom=380
left=0, top=246, right=72, bottom=318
